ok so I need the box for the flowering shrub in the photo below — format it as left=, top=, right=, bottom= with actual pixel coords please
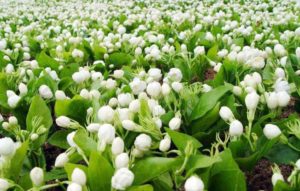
left=0, top=0, right=300, bottom=190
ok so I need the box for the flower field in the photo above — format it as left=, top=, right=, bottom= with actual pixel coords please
left=0, top=0, right=300, bottom=190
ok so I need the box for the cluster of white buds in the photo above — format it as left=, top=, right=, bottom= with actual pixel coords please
left=67, top=168, right=87, bottom=191
left=219, top=106, right=243, bottom=137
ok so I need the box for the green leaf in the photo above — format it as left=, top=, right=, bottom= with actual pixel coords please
left=0, top=73, right=9, bottom=108
left=132, top=157, right=181, bottom=185
left=108, top=52, right=133, bottom=67
left=185, top=154, right=221, bottom=176
left=88, top=152, right=114, bottom=191
left=127, top=185, right=154, bottom=191
left=209, top=149, right=246, bottom=191
left=48, top=130, right=71, bottom=149
left=165, top=128, right=202, bottom=152
left=37, top=51, right=60, bottom=71
left=190, top=85, right=232, bottom=120
left=64, top=163, right=88, bottom=180
left=74, top=129, right=97, bottom=156
left=45, top=168, right=67, bottom=181
left=26, top=95, right=52, bottom=149
left=207, top=45, right=218, bottom=61
left=8, top=141, right=29, bottom=181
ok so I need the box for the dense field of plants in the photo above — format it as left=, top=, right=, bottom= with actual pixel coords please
left=0, top=0, right=300, bottom=190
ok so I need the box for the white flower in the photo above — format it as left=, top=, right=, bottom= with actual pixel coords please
left=86, top=123, right=101, bottom=133
left=55, top=152, right=69, bottom=168
left=118, top=93, right=133, bottom=107
left=111, top=168, right=134, bottom=190
left=148, top=68, right=162, bottom=81
left=274, top=44, right=286, bottom=57
left=263, top=124, right=281, bottom=139
left=277, top=91, right=290, bottom=107
left=202, top=84, right=212, bottom=93
left=72, top=49, right=84, bottom=58
left=159, top=135, right=171, bottom=152
left=39, top=85, right=53, bottom=99
left=168, top=68, right=182, bottom=82
left=296, top=47, right=300, bottom=59
left=194, top=46, right=205, bottom=56
left=129, top=100, right=140, bottom=113
left=134, top=133, right=152, bottom=151
left=0, top=137, right=16, bottom=157
left=266, top=92, right=278, bottom=109
left=146, top=81, right=161, bottom=98
left=274, top=79, right=290, bottom=93
left=5, top=64, right=14, bottom=73
left=130, top=78, right=146, bottom=95
left=115, top=153, right=129, bottom=169
left=117, top=108, right=131, bottom=121
left=122, top=120, right=136, bottom=131
left=56, top=116, right=71, bottom=128
left=233, top=86, right=242, bottom=96
left=112, top=137, right=124, bottom=155
left=169, top=117, right=181, bottom=130
left=275, top=68, right=285, bottom=79
left=161, top=83, right=171, bottom=95
left=55, top=90, right=67, bottom=100
left=184, top=175, right=204, bottom=191
left=171, top=82, right=183, bottom=93
left=114, top=70, right=124, bottom=79
left=0, top=178, right=10, bottom=191
left=30, top=167, right=44, bottom=187
left=97, top=105, right=115, bottom=123
left=219, top=106, right=234, bottom=122
left=272, top=172, right=284, bottom=186
left=229, top=120, right=243, bottom=136
left=67, top=183, right=82, bottom=191
left=98, top=124, right=115, bottom=144
left=8, top=116, right=18, bottom=125
left=295, top=159, right=300, bottom=170
left=72, top=70, right=90, bottom=84
left=18, top=83, right=28, bottom=96
left=245, top=92, right=260, bottom=110
left=67, top=132, right=77, bottom=147
left=8, top=94, right=21, bottom=108
left=71, top=168, right=86, bottom=186
left=0, top=40, right=7, bottom=50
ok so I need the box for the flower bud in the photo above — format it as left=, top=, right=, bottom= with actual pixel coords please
left=0, top=178, right=10, bottom=191
left=263, top=124, right=281, bottom=139
left=112, top=137, right=125, bottom=155
left=122, top=120, right=136, bottom=131
left=39, top=85, right=53, bottom=99
left=184, top=175, right=204, bottom=191
left=266, top=92, right=278, bottom=109
left=233, top=86, right=242, bottom=96
left=161, top=83, right=171, bottom=95
left=134, top=134, right=152, bottom=151
left=56, top=116, right=71, bottom=128
left=98, top=124, right=115, bottom=144
left=8, top=116, right=18, bottom=125
left=229, top=120, right=243, bottom=136
left=115, top=153, right=129, bottom=169
left=8, top=95, right=21, bottom=108
left=118, top=93, right=133, bottom=107
left=277, top=91, right=290, bottom=107
left=245, top=92, right=260, bottom=110
left=67, top=132, right=77, bottom=147
left=0, top=137, right=16, bottom=156
left=86, top=123, right=100, bottom=133
left=30, top=167, right=44, bottom=187
left=219, top=106, right=234, bottom=121
left=18, top=83, right=28, bottom=96
left=146, top=81, right=161, bottom=98
left=159, top=135, right=171, bottom=152
left=272, top=172, right=284, bottom=186
left=67, top=183, right=82, bottom=191
left=97, top=105, right=115, bottom=123
left=71, top=168, right=86, bottom=186
left=171, top=82, right=183, bottom=93
left=30, top=133, right=39, bottom=141
left=111, top=168, right=134, bottom=190
left=55, top=90, right=67, bottom=100
left=169, top=117, right=181, bottom=130
left=55, top=152, right=69, bottom=167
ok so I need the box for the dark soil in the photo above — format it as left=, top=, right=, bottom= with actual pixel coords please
left=246, top=159, right=293, bottom=191
left=280, top=97, right=298, bottom=118
left=204, top=68, right=216, bottom=80
left=43, top=143, right=64, bottom=171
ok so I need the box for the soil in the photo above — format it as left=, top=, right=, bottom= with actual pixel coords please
left=43, top=142, right=64, bottom=171
left=246, top=159, right=293, bottom=191
left=204, top=68, right=216, bottom=80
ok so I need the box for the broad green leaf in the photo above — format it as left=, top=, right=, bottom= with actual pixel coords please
left=108, top=52, right=133, bottom=67
left=45, top=168, right=67, bottom=181
left=48, top=130, right=71, bottom=149
left=0, top=73, right=9, bottom=108
left=74, top=129, right=97, bottom=156
left=132, top=157, right=181, bottom=185
left=207, top=45, right=218, bottom=61
left=165, top=128, right=202, bottom=152
left=209, top=149, right=246, bottom=191
left=190, top=85, right=232, bottom=120
left=37, top=51, right=60, bottom=70
left=185, top=154, right=221, bottom=176
left=88, top=152, right=114, bottom=191
left=26, top=95, right=52, bottom=149
left=8, top=141, right=29, bottom=181
left=127, top=185, right=154, bottom=191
